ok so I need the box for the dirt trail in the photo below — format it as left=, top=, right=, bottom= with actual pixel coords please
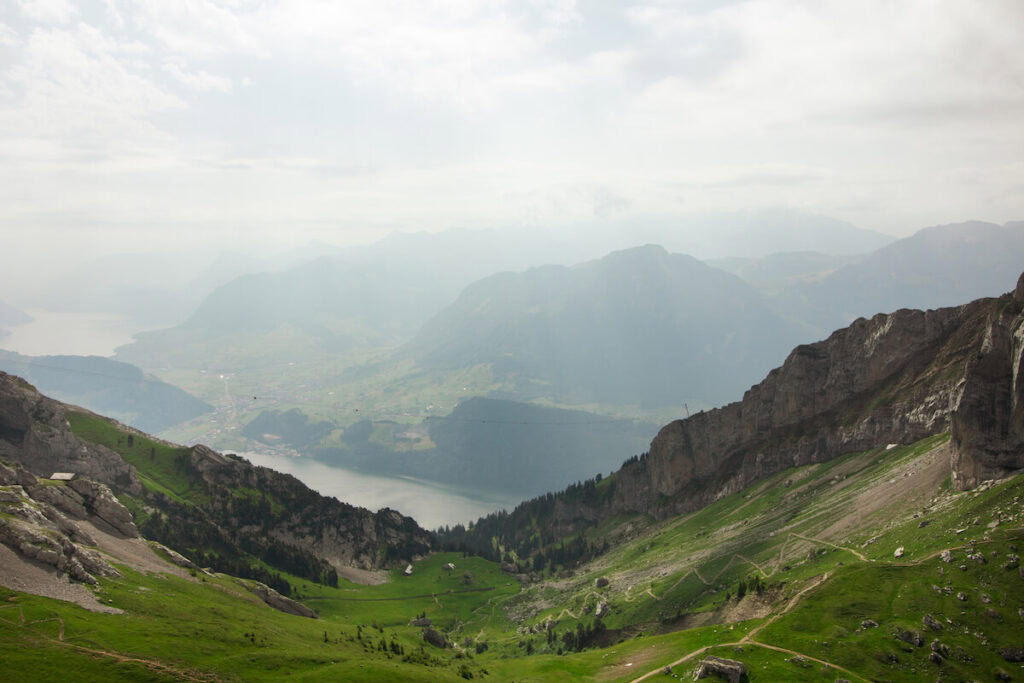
left=0, top=601, right=217, bottom=681
left=627, top=528, right=1024, bottom=683
left=789, top=531, right=867, bottom=562
left=742, top=572, right=828, bottom=642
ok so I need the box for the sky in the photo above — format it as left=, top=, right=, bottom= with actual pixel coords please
left=2, top=0, right=1023, bottom=272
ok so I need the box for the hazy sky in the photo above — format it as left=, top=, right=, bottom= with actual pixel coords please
left=2, top=0, right=1023, bottom=265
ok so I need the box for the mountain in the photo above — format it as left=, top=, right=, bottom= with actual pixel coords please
left=706, top=251, right=862, bottom=294
left=0, top=351, right=213, bottom=434
left=113, top=210, right=889, bottom=372
left=777, top=220, right=1024, bottom=334
left=405, top=245, right=806, bottom=409
left=444, top=271, right=1024, bottom=557
left=0, top=372, right=432, bottom=589
left=4, top=281, right=1024, bottom=682
left=592, top=207, right=893, bottom=258
left=306, top=398, right=656, bottom=498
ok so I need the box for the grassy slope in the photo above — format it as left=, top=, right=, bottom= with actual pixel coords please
left=3, top=432, right=1023, bottom=681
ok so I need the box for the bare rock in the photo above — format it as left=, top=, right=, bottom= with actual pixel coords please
left=69, top=478, right=138, bottom=538
left=957, top=591, right=968, bottom=601
left=896, top=630, right=924, bottom=647
left=923, top=614, right=943, bottom=631
left=150, top=542, right=199, bottom=570
left=243, top=580, right=318, bottom=619
left=931, top=639, right=951, bottom=657
left=939, top=550, right=953, bottom=563
left=861, top=619, right=879, bottom=629
left=694, top=655, right=746, bottom=683
left=26, top=481, right=88, bottom=519
left=894, top=547, right=905, bottom=559
left=1000, top=647, right=1024, bottom=663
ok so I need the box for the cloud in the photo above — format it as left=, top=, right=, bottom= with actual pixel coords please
left=16, top=0, right=78, bottom=25
left=163, top=60, right=232, bottom=93
left=0, top=24, right=184, bottom=160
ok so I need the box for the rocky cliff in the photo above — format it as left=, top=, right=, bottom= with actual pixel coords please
left=0, top=373, right=433, bottom=584
left=609, top=272, right=1024, bottom=520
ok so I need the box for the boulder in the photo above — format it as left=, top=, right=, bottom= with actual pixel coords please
left=894, top=547, right=904, bottom=559
left=423, top=627, right=448, bottom=649
left=1000, top=647, right=1024, bottom=663
left=923, top=614, right=943, bottom=631
left=694, top=655, right=746, bottom=683
left=896, top=630, right=924, bottom=647
left=939, top=549, right=953, bottom=563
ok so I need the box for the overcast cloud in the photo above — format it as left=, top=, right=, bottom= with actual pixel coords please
left=2, top=0, right=1023, bottom=272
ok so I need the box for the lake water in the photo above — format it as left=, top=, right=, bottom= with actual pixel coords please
left=233, top=450, right=520, bottom=529
left=1, top=309, right=141, bottom=357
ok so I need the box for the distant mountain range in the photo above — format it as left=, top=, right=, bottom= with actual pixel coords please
left=113, top=218, right=1024, bottom=442
left=773, top=220, right=1024, bottom=334
left=113, top=210, right=893, bottom=371
left=0, top=352, right=213, bottom=434
left=405, top=245, right=803, bottom=409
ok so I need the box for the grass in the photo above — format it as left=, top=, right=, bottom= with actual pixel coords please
left=67, top=411, right=198, bottom=503
left=5, top=429, right=1024, bottom=681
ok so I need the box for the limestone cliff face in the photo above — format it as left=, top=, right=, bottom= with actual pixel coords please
left=611, top=274, right=1024, bottom=519
left=0, top=374, right=142, bottom=496
left=950, top=273, right=1024, bottom=487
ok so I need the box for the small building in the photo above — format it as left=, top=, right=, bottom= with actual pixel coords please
left=404, top=564, right=413, bottom=576
left=49, top=472, right=76, bottom=481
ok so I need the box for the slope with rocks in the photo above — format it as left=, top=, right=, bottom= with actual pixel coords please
left=0, top=372, right=433, bottom=590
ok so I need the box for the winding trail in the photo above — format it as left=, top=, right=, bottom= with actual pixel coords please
left=790, top=532, right=868, bottom=562
left=626, top=529, right=1024, bottom=683
left=0, top=602, right=218, bottom=681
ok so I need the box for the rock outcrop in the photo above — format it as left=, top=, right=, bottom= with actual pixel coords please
left=607, top=273, right=1024, bottom=519
left=0, top=374, right=142, bottom=496
left=950, top=272, right=1024, bottom=487
left=694, top=655, right=746, bottom=682
left=0, top=462, right=121, bottom=584
left=243, top=580, right=318, bottom=619
left=0, top=371, right=433, bottom=586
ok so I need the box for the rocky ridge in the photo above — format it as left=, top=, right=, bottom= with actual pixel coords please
left=0, top=460, right=127, bottom=585
left=607, top=272, right=1024, bottom=520
left=0, top=372, right=433, bottom=583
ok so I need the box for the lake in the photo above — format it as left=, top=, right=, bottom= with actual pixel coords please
left=1, top=309, right=141, bottom=357
left=233, top=450, right=521, bottom=529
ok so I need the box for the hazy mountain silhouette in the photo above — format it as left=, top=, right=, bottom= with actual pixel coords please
left=0, top=351, right=212, bottom=433
left=405, top=245, right=804, bottom=409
